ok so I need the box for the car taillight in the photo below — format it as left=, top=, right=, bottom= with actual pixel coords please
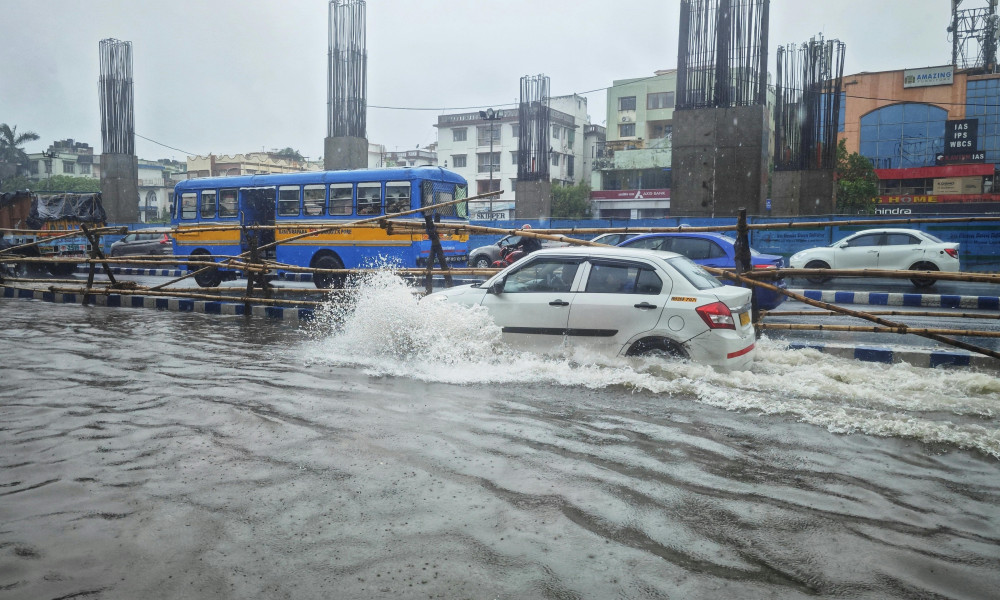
left=945, top=248, right=958, bottom=259
left=695, top=301, right=735, bottom=330
left=160, top=234, right=170, bottom=244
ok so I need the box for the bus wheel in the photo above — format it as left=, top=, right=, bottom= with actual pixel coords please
left=313, top=254, right=345, bottom=289
left=191, top=251, right=221, bottom=288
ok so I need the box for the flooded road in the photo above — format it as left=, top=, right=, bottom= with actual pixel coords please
left=2, top=273, right=999, bottom=599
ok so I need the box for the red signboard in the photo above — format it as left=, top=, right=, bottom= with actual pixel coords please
left=877, top=194, right=1000, bottom=204
left=874, top=164, right=994, bottom=179
left=590, top=189, right=671, bottom=200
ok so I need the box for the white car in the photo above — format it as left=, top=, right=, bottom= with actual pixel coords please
left=425, top=246, right=757, bottom=370
left=789, top=228, right=960, bottom=288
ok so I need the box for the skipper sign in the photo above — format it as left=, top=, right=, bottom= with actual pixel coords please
left=944, top=119, right=978, bottom=155
left=903, top=65, right=954, bottom=88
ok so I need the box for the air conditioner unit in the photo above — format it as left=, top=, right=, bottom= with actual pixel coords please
left=621, top=116, right=632, bottom=123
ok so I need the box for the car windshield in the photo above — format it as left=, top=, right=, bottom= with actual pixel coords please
left=666, top=256, right=722, bottom=290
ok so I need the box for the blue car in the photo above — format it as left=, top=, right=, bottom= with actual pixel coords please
left=618, top=232, right=787, bottom=310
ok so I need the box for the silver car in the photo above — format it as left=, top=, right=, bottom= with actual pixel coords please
left=109, top=228, right=174, bottom=257
left=789, top=228, right=959, bottom=288
left=468, top=234, right=565, bottom=268
left=425, top=246, right=757, bottom=370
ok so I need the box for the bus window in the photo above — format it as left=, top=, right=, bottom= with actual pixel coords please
left=201, top=190, right=217, bottom=219
left=181, top=193, right=197, bottom=219
left=385, top=182, right=410, bottom=214
left=219, top=189, right=238, bottom=218
left=358, top=183, right=381, bottom=215
left=421, top=181, right=468, bottom=218
left=303, top=185, right=325, bottom=216
left=329, top=184, right=353, bottom=216
left=277, top=186, right=301, bottom=217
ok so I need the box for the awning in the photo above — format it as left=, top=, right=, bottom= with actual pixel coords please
left=875, top=164, right=995, bottom=179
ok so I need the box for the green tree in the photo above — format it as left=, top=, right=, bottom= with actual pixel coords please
left=835, top=139, right=879, bottom=214
left=0, top=124, right=41, bottom=186
left=272, top=147, right=304, bottom=162
left=0, top=123, right=40, bottom=167
left=0, top=175, right=33, bottom=193
left=31, top=175, right=101, bottom=193
left=551, top=182, right=593, bottom=219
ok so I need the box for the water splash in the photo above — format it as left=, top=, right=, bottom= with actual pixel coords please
left=302, top=271, right=1000, bottom=458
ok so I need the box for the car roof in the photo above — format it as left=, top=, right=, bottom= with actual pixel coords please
left=529, top=245, right=682, bottom=262
left=626, top=231, right=735, bottom=242
left=847, top=228, right=924, bottom=235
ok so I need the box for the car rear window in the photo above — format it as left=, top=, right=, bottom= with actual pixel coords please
left=666, top=256, right=722, bottom=290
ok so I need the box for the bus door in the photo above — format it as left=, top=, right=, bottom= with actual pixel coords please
left=240, top=187, right=276, bottom=254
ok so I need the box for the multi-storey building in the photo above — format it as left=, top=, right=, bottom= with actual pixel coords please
left=835, top=65, right=1000, bottom=214
left=186, top=153, right=321, bottom=178
left=26, top=139, right=98, bottom=182
left=591, top=70, right=676, bottom=219
left=435, top=94, right=590, bottom=219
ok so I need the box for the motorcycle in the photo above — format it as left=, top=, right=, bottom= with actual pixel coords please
left=490, top=245, right=527, bottom=268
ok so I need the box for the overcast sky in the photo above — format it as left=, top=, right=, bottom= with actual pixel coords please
left=2, top=0, right=953, bottom=162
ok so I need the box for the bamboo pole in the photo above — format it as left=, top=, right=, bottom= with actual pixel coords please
left=704, top=266, right=1000, bottom=360
left=761, top=323, right=1000, bottom=338
left=764, top=310, right=1000, bottom=320
left=0, top=226, right=127, bottom=256
left=47, top=285, right=327, bottom=308
left=737, top=267, right=1000, bottom=284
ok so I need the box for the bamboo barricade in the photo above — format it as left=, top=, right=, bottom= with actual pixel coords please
left=765, top=309, right=1000, bottom=320
left=703, top=266, right=1000, bottom=361
left=760, top=323, right=1000, bottom=338
left=47, top=286, right=325, bottom=308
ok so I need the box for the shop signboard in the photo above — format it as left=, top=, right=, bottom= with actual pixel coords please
left=902, top=65, right=954, bottom=88
left=944, top=119, right=978, bottom=155
left=936, top=151, right=985, bottom=165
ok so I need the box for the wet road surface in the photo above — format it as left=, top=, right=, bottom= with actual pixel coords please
left=2, top=274, right=999, bottom=599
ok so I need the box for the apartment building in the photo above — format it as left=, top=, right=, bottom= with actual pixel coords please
left=435, top=94, right=590, bottom=219
left=592, top=70, right=676, bottom=219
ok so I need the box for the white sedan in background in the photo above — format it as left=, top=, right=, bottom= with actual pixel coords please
left=425, top=246, right=757, bottom=370
left=789, top=228, right=960, bottom=288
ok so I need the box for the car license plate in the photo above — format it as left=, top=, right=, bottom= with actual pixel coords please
left=739, top=311, right=750, bottom=326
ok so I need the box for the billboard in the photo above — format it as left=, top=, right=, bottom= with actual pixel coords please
left=903, top=65, right=954, bottom=88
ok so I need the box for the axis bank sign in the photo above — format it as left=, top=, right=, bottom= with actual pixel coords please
left=903, top=65, right=954, bottom=88
left=591, top=189, right=670, bottom=200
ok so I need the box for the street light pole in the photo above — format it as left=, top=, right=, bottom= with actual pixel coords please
left=479, top=108, right=500, bottom=219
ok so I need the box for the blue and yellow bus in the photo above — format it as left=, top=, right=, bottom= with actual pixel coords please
left=171, top=167, right=469, bottom=287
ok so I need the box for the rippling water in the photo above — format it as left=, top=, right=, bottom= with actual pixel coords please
left=2, top=272, right=999, bottom=599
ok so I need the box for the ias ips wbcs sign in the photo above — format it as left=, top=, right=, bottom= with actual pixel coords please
left=944, top=119, right=978, bottom=155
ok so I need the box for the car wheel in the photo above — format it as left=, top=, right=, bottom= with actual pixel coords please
left=909, top=262, right=938, bottom=288
left=804, top=260, right=831, bottom=284
left=313, top=254, right=345, bottom=289
left=472, top=255, right=492, bottom=269
left=191, top=251, right=221, bottom=288
left=626, top=337, right=689, bottom=360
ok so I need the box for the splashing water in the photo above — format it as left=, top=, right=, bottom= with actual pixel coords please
left=303, top=270, right=1000, bottom=458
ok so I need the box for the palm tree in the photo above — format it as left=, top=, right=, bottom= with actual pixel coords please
left=0, top=123, right=41, bottom=175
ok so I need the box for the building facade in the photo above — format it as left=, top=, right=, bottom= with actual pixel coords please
left=435, top=94, right=590, bottom=220
left=26, top=139, right=98, bottom=182
left=837, top=65, right=1000, bottom=214
left=592, top=70, right=676, bottom=219
left=185, top=153, right=321, bottom=178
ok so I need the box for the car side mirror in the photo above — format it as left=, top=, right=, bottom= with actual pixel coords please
left=487, top=278, right=505, bottom=295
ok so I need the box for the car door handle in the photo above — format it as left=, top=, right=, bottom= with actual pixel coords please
left=549, top=300, right=569, bottom=306
left=634, top=302, right=658, bottom=309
